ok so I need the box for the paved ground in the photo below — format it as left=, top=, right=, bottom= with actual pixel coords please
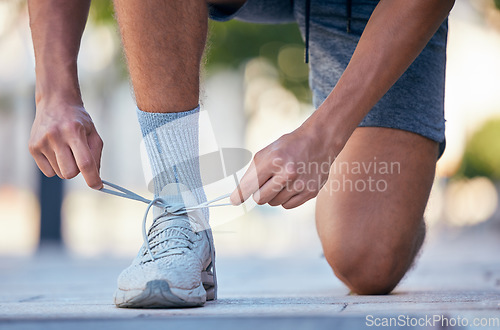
left=0, top=223, right=499, bottom=329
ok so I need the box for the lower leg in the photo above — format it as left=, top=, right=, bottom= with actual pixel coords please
left=315, top=127, right=438, bottom=294
left=113, top=0, right=208, bottom=113
left=113, top=0, right=210, bottom=211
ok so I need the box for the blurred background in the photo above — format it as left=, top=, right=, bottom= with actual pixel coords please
left=0, top=0, right=499, bottom=267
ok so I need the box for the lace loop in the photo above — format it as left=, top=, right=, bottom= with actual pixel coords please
left=99, top=180, right=232, bottom=262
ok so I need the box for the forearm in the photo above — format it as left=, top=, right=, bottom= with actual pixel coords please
left=309, top=0, right=454, bottom=153
left=28, top=0, right=91, bottom=105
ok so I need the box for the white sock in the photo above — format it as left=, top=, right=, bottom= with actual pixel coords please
left=136, top=105, right=208, bottom=220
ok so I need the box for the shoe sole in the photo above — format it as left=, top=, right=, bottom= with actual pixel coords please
left=115, top=280, right=203, bottom=308
left=114, top=222, right=217, bottom=308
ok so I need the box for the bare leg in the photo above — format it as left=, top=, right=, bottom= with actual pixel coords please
left=113, top=0, right=208, bottom=113
left=315, top=127, right=437, bottom=295
left=113, top=0, right=247, bottom=113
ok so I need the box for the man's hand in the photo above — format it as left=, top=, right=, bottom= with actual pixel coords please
left=230, top=123, right=335, bottom=209
left=29, top=101, right=103, bottom=189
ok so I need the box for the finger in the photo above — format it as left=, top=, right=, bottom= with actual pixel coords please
left=54, top=146, right=80, bottom=179
left=87, top=133, right=103, bottom=172
left=230, top=161, right=257, bottom=205
left=268, top=188, right=296, bottom=207
left=253, top=174, right=289, bottom=205
left=282, top=194, right=309, bottom=209
left=70, top=137, right=103, bottom=189
left=42, top=149, right=63, bottom=178
left=230, top=160, right=271, bottom=205
left=32, top=153, right=57, bottom=177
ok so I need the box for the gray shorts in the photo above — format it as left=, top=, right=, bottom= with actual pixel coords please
left=210, top=0, right=448, bottom=157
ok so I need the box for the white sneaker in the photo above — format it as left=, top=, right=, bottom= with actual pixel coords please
left=114, top=183, right=217, bottom=308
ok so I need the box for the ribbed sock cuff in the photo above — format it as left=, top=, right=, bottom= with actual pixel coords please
left=136, top=105, right=200, bottom=137
left=136, top=105, right=207, bottom=219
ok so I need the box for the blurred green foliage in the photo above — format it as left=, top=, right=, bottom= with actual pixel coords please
left=207, top=21, right=310, bottom=101
left=89, top=0, right=115, bottom=25
left=458, top=118, right=500, bottom=180
left=495, top=0, right=500, bottom=10
left=88, top=0, right=310, bottom=102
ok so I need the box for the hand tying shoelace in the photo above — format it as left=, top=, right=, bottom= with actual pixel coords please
left=99, top=180, right=232, bottom=261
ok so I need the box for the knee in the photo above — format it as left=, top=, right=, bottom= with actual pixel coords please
left=324, top=223, right=425, bottom=295
left=328, top=251, right=403, bottom=295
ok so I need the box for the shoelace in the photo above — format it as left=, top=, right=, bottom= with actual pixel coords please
left=99, top=180, right=231, bottom=261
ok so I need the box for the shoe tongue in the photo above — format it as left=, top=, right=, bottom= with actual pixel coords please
left=149, top=183, right=196, bottom=254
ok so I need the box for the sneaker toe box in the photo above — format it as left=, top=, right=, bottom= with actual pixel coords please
left=117, top=254, right=202, bottom=291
